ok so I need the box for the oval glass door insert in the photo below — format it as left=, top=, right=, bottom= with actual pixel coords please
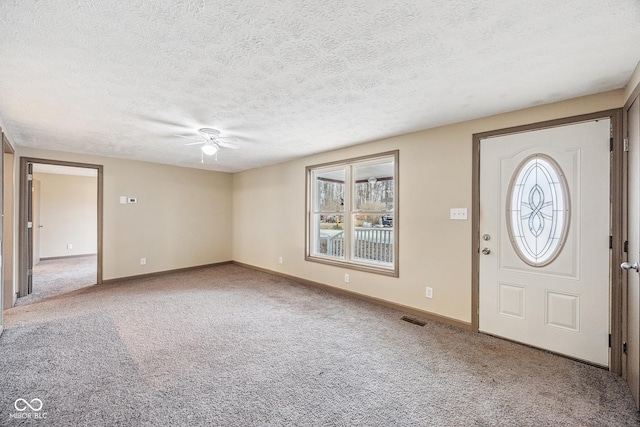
left=507, top=154, right=570, bottom=267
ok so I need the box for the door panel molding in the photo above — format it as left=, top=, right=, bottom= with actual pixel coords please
left=472, top=108, right=624, bottom=374
left=18, top=157, right=103, bottom=297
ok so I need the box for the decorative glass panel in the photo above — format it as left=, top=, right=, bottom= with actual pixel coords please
left=507, top=154, right=570, bottom=266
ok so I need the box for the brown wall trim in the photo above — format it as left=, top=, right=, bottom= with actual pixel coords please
left=2, top=133, right=15, bottom=154
left=473, top=109, right=622, bottom=141
left=232, top=261, right=473, bottom=331
left=611, top=109, right=625, bottom=375
left=101, top=261, right=233, bottom=285
left=625, top=80, right=640, bottom=111
left=40, top=254, right=97, bottom=261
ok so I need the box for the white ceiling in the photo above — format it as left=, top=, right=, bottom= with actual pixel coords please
left=1, top=1, right=639, bottom=173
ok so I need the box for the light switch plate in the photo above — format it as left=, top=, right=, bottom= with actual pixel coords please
left=450, top=208, right=468, bottom=220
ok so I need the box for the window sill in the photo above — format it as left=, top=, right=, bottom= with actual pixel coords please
left=305, top=255, right=399, bottom=278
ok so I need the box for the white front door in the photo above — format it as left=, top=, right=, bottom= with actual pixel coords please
left=479, top=119, right=610, bottom=366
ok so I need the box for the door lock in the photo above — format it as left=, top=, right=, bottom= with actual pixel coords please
left=482, top=248, right=491, bottom=255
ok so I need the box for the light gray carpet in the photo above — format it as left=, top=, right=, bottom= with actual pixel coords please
left=1, top=264, right=638, bottom=426
left=14, top=255, right=97, bottom=307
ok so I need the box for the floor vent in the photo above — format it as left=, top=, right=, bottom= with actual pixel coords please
left=401, top=316, right=426, bottom=326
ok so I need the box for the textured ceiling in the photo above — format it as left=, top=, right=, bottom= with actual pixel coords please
left=1, top=1, right=639, bottom=173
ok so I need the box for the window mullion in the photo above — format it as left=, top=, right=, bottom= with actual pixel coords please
left=343, top=165, right=352, bottom=262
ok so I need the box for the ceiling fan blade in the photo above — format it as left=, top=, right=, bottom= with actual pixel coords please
left=185, top=141, right=205, bottom=146
left=216, top=135, right=237, bottom=141
left=217, top=141, right=240, bottom=149
left=175, top=134, right=200, bottom=140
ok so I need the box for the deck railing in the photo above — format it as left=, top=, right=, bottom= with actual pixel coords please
left=320, top=227, right=393, bottom=263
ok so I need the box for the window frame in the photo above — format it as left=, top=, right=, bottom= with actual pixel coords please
left=305, top=150, right=399, bottom=277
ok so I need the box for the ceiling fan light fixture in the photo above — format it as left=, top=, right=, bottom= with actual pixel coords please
left=201, top=143, right=219, bottom=156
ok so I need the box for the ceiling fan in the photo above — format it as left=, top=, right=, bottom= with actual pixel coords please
left=180, top=128, right=240, bottom=162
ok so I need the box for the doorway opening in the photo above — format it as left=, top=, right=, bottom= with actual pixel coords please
left=18, top=158, right=103, bottom=305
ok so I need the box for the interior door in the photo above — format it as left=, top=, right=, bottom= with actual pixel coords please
left=479, top=119, right=610, bottom=366
left=625, top=96, right=640, bottom=407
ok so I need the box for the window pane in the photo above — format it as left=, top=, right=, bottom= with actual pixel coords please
left=313, top=214, right=345, bottom=258
left=353, top=160, right=394, bottom=212
left=315, top=169, right=345, bottom=212
left=352, top=214, right=394, bottom=265
left=306, top=150, right=398, bottom=276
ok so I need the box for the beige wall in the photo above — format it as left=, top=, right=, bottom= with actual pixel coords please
left=16, top=148, right=233, bottom=281
left=232, top=90, right=624, bottom=324
left=34, top=172, right=97, bottom=258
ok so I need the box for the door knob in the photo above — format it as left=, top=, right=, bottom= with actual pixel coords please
left=621, top=262, right=639, bottom=272
left=482, top=248, right=491, bottom=255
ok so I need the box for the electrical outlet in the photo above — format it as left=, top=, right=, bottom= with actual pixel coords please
left=426, top=287, right=433, bottom=298
left=67, top=243, right=73, bottom=250
left=140, top=258, right=146, bottom=265
left=344, top=274, right=350, bottom=283
left=279, top=256, right=283, bottom=264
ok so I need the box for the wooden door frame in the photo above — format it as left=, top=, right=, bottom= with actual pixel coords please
left=471, top=108, right=624, bottom=374
left=3, top=136, right=15, bottom=308
left=622, top=82, right=640, bottom=384
left=18, top=157, right=103, bottom=297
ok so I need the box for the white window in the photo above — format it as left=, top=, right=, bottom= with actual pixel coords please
left=306, top=151, right=398, bottom=276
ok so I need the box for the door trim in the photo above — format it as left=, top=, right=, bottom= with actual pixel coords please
left=472, top=108, right=624, bottom=374
left=18, top=157, right=104, bottom=297
left=622, top=83, right=640, bottom=398
left=3, top=135, right=14, bottom=309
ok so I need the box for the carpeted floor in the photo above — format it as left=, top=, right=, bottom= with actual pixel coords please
left=1, top=263, right=638, bottom=426
left=14, top=255, right=97, bottom=307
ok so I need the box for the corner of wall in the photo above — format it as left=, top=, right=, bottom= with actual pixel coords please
left=624, top=61, right=640, bottom=104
